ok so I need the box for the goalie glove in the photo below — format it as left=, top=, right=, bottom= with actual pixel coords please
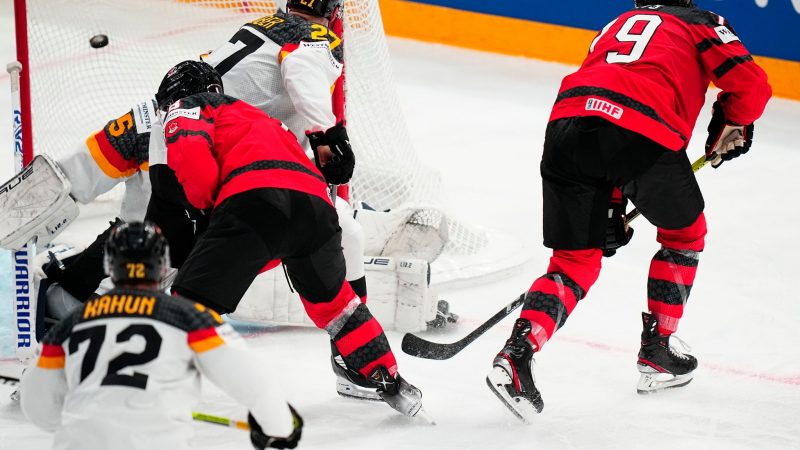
left=705, top=98, right=754, bottom=169
left=307, top=122, right=355, bottom=185
left=248, top=405, right=303, bottom=450
left=602, top=188, right=634, bottom=257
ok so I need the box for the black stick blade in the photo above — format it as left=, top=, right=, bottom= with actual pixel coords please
left=401, top=333, right=465, bottom=360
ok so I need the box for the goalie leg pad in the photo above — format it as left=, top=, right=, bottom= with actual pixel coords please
left=0, top=155, right=79, bottom=250
left=364, top=256, right=437, bottom=333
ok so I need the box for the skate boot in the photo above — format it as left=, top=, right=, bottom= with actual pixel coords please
left=637, top=312, right=698, bottom=394
left=368, top=366, right=433, bottom=423
left=486, top=318, right=543, bottom=423
left=330, top=342, right=383, bottom=401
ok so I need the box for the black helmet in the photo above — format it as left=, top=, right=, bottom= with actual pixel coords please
left=104, top=221, right=170, bottom=285
left=287, top=0, right=341, bottom=19
left=635, top=0, right=694, bottom=6
left=155, top=60, right=223, bottom=111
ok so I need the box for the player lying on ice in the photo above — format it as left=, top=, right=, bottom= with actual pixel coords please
left=485, top=0, right=771, bottom=423
left=21, top=221, right=303, bottom=450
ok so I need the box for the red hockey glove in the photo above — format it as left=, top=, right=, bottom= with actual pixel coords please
left=248, top=405, right=303, bottom=450
left=602, top=188, right=634, bottom=257
left=705, top=99, right=754, bottom=169
left=307, top=122, right=355, bottom=185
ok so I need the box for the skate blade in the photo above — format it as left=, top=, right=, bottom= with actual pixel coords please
left=336, top=378, right=384, bottom=402
left=485, top=367, right=539, bottom=424
left=636, top=371, right=694, bottom=394
left=413, top=406, right=436, bottom=426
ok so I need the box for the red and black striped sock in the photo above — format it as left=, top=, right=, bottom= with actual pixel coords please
left=330, top=303, right=397, bottom=377
left=647, top=247, right=699, bottom=335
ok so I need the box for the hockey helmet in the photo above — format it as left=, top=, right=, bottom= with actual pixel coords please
left=287, top=0, right=341, bottom=19
left=635, top=0, right=694, bottom=6
left=155, top=60, right=223, bottom=111
left=104, top=221, right=170, bottom=285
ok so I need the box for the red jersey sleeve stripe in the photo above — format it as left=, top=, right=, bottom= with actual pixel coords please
left=188, top=326, right=225, bottom=353
left=86, top=132, right=138, bottom=179
left=713, top=54, right=755, bottom=79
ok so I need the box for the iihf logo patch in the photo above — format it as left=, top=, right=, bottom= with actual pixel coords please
left=586, top=98, right=623, bottom=120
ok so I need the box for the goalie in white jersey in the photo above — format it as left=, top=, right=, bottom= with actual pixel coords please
left=20, top=222, right=302, bottom=450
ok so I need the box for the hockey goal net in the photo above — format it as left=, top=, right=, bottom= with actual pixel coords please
left=15, top=0, right=528, bottom=285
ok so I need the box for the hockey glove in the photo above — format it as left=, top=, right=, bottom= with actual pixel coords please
left=705, top=99, right=754, bottom=169
left=248, top=405, right=303, bottom=450
left=602, top=189, right=634, bottom=257
left=307, top=122, right=355, bottom=185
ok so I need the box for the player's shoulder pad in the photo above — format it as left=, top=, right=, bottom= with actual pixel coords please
left=246, top=11, right=343, bottom=64
left=155, top=294, right=226, bottom=332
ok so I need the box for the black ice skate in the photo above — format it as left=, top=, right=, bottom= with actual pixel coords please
left=368, top=366, right=434, bottom=424
left=486, top=318, right=543, bottom=423
left=637, top=312, right=698, bottom=394
left=330, top=343, right=382, bottom=402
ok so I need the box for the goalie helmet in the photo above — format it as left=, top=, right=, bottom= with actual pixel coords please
left=635, top=0, right=694, bottom=6
left=104, top=221, right=170, bottom=285
left=287, top=0, right=341, bottom=19
left=155, top=60, right=223, bottom=111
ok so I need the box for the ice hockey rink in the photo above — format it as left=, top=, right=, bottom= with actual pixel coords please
left=1, top=1, right=799, bottom=449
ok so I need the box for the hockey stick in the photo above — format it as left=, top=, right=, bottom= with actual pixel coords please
left=1, top=373, right=249, bottom=431
left=401, top=294, right=526, bottom=360
left=191, top=412, right=250, bottom=431
left=625, top=154, right=709, bottom=224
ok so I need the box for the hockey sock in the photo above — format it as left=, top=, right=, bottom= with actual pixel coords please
left=649, top=213, right=706, bottom=335
left=520, top=249, right=601, bottom=350
left=330, top=302, right=397, bottom=378
left=348, top=276, right=368, bottom=303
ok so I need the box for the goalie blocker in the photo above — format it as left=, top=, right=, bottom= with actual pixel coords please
left=0, top=155, right=79, bottom=251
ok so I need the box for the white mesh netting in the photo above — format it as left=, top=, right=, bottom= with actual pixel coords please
left=20, top=0, right=529, bottom=286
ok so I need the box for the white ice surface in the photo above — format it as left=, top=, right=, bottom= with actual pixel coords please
left=1, top=2, right=799, bottom=449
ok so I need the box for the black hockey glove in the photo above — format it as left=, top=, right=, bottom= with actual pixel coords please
left=602, top=190, right=634, bottom=257
left=307, top=122, right=355, bottom=185
left=705, top=98, right=754, bottom=169
left=248, top=405, right=303, bottom=450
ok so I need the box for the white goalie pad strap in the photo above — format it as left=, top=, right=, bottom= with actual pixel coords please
left=229, top=257, right=437, bottom=332
left=0, top=155, right=79, bottom=250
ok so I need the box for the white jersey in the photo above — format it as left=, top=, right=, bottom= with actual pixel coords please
left=204, top=11, right=343, bottom=150
left=20, top=288, right=293, bottom=450
left=56, top=100, right=162, bottom=222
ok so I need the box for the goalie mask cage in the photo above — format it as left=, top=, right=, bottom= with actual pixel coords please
left=13, top=0, right=529, bottom=286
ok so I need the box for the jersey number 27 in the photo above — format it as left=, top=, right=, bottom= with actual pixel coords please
left=590, top=14, right=664, bottom=64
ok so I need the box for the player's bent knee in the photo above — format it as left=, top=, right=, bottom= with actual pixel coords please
left=545, top=249, right=603, bottom=294
left=656, top=212, right=707, bottom=252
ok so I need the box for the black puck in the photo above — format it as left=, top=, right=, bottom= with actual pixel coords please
left=89, top=34, right=109, bottom=49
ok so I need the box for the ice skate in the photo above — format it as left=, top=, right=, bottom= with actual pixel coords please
left=330, top=343, right=383, bottom=401
left=486, top=318, right=543, bottom=423
left=368, top=366, right=434, bottom=424
left=637, top=312, right=697, bottom=394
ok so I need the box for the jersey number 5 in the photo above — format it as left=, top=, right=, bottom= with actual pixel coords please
left=590, top=15, right=663, bottom=64
left=69, top=324, right=163, bottom=390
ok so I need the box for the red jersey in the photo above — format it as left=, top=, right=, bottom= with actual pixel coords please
left=550, top=5, right=771, bottom=151
left=162, top=92, right=331, bottom=210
